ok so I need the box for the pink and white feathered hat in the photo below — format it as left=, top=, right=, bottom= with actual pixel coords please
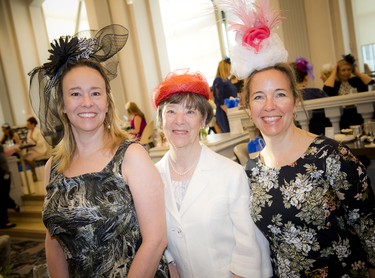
left=213, top=0, right=288, bottom=79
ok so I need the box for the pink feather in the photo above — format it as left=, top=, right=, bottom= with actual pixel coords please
left=213, top=0, right=283, bottom=33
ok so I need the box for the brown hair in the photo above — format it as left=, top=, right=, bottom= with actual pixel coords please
left=125, top=102, right=145, bottom=120
left=156, top=93, right=213, bottom=129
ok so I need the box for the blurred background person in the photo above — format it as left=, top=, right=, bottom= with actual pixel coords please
left=1, top=123, right=21, bottom=146
left=125, top=101, right=147, bottom=141
left=323, top=54, right=374, bottom=96
left=323, top=54, right=375, bottom=129
left=290, top=57, right=330, bottom=135
left=212, top=58, right=238, bottom=133
left=0, top=144, right=20, bottom=229
left=290, top=57, right=328, bottom=100
left=24, top=116, right=48, bottom=182
left=1, top=123, right=21, bottom=157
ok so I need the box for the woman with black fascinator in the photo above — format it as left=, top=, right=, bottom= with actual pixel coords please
left=323, top=54, right=374, bottom=96
left=29, top=25, right=168, bottom=277
left=323, top=54, right=375, bottom=130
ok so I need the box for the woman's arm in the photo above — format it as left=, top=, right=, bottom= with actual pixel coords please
left=13, top=132, right=21, bottom=145
left=44, top=159, right=69, bottom=277
left=324, top=64, right=337, bottom=88
left=123, top=143, right=167, bottom=278
left=45, top=231, right=69, bottom=278
left=353, top=68, right=374, bottom=85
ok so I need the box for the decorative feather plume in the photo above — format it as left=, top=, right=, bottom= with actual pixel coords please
left=212, top=0, right=288, bottom=79
left=213, top=0, right=283, bottom=39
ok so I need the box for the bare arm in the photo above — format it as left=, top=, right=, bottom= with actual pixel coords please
left=44, top=158, right=69, bottom=277
left=324, top=64, right=337, bottom=88
left=353, top=68, right=373, bottom=85
left=13, top=133, right=21, bottom=145
left=45, top=231, right=69, bottom=278
left=220, top=104, right=228, bottom=114
left=123, top=143, right=167, bottom=278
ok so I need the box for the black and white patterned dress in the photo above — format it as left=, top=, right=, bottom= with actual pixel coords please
left=43, top=141, right=168, bottom=277
left=246, top=136, right=375, bottom=277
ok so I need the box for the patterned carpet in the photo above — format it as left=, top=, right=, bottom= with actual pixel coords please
left=7, top=239, right=47, bottom=278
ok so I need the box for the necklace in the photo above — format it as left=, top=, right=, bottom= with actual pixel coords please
left=169, top=158, right=196, bottom=176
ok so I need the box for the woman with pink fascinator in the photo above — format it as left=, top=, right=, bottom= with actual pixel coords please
left=215, top=0, right=375, bottom=277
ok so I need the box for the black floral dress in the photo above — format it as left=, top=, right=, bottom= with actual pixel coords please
left=43, top=141, right=168, bottom=277
left=246, top=136, right=375, bottom=278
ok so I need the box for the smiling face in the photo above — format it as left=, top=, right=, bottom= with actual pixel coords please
left=62, top=66, right=108, bottom=136
left=162, top=101, right=204, bottom=150
left=248, top=68, right=298, bottom=138
left=337, top=62, right=353, bottom=82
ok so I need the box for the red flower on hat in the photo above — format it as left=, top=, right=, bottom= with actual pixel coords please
left=242, top=25, right=270, bottom=53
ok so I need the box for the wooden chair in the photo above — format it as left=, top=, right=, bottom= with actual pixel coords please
left=139, top=120, right=155, bottom=149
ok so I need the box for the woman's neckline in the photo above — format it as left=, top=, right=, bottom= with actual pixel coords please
left=259, top=133, right=319, bottom=168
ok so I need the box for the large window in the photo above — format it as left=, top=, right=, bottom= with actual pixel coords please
left=42, top=0, right=89, bottom=42
left=362, top=43, right=375, bottom=75
left=159, top=0, right=222, bottom=83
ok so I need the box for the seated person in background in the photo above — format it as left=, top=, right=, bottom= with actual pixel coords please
left=323, top=54, right=375, bottom=130
left=125, top=101, right=147, bottom=141
left=24, top=116, right=48, bottom=182
left=323, top=54, right=374, bottom=96
left=1, top=123, right=21, bottom=146
left=290, top=57, right=328, bottom=100
left=291, top=57, right=330, bottom=135
left=319, top=63, right=334, bottom=83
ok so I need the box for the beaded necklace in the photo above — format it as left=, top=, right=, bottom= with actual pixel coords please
left=169, top=158, right=197, bottom=176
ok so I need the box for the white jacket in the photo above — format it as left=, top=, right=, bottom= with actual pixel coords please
left=156, top=145, right=272, bottom=278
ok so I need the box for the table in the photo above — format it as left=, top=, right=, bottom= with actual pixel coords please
left=346, top=140, right=375, bottom=159
left=148, top=132, right=250, bottom=163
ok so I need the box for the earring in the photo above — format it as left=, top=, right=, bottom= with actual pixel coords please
left=293, top=112, right=297, bottom=120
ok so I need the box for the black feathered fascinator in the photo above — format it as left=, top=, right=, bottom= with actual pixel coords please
left=28, top=24, right=128, bottom=146
left=342, top=53, right=356, bottom=67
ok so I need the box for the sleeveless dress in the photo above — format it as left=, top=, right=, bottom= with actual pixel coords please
left=43, top=141, right=169, bottom=277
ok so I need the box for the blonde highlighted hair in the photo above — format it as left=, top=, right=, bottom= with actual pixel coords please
left=53, top=59, right=128, bottom=173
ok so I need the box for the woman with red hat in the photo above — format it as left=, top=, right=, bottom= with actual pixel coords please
left=152, top=69, right=272, bottom=278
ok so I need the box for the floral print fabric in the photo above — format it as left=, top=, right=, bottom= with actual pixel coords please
left=43, top=141, right=168, bottom=277
left=246, top=136, right=375, bottom=277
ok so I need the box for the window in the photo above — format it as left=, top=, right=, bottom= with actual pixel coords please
left=159, top=0, right=222, bottom=83
left=42, top=0, right=89, bottom=42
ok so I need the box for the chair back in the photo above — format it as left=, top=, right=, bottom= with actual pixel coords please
left=139, top=120, right=154, bottom=148
left=233, top=142, right=250, bottom=166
